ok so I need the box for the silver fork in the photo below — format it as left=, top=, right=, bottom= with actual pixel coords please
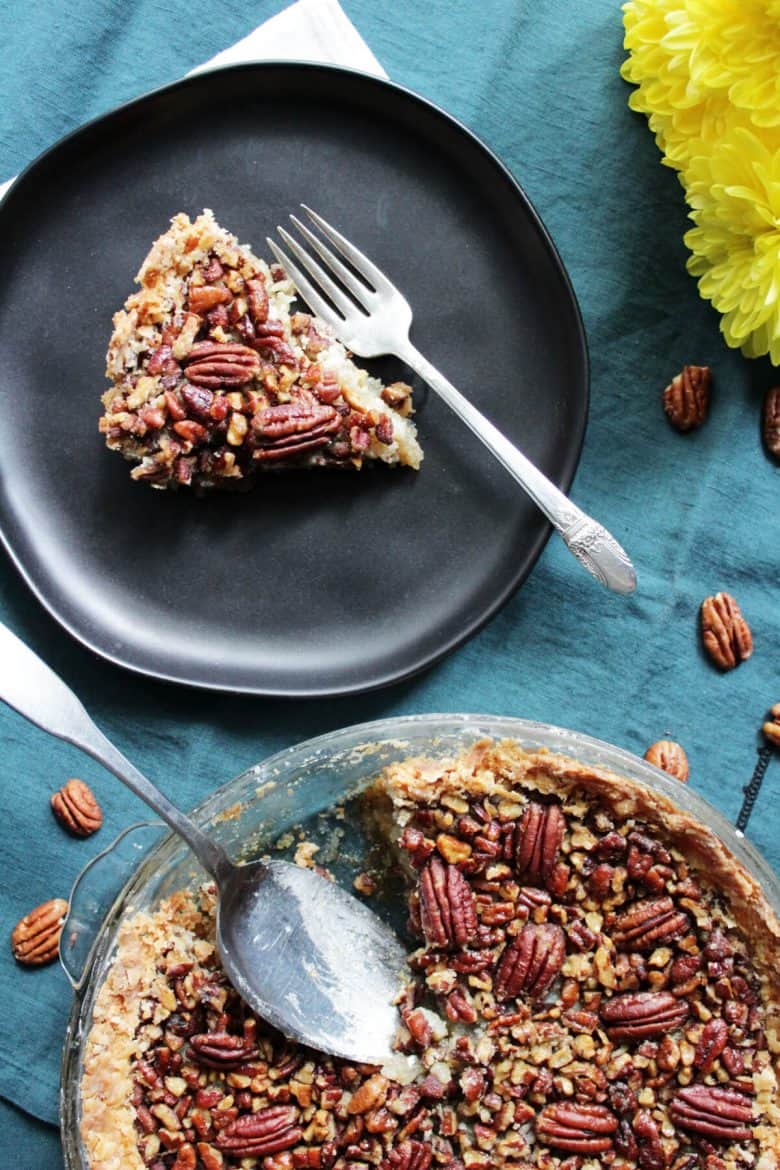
left=268, top=207, right=637, bottom=595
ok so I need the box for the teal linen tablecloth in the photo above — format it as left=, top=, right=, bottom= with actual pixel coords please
left=1, top=0, right=778, bottom=1164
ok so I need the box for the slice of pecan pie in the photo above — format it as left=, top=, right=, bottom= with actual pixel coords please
left=99, top=211, right=422, bottom=489
left=80, top=742, right=780, bottom=1170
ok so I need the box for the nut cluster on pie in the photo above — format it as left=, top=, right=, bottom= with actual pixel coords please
left=80, top=742, right=780, bottom=1170
left=99, top=211, right=422, bottom=489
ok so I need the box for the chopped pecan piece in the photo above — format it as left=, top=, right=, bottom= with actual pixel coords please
left=662, top=365, right=711, bottom=431
left=599, top=990, right=689, bottom=1040
left=763, top=386, right=780, bottom=460
left=633, top=1110, right=667, bottom=1170
left=347, top=1074, right=389, bottom=1115
left=51, top=778, right=102, bottom=836
left=693, top=1017, right=729, bottom=1072
left=669, top=1086, right=753, bottom=1142
left=216, top=1105, right=302, bottom=1158
left=419, top=857, right=477, bottom=949
left=536, top=1102, right=618, bottom=1153
left=246, top=277, right=269, bottom=325
left=494, top=923, right=565, bottom=1001
left=382, top=1140, right=432, bottom=1170
left=701, top=592, right=753, bottom=671
left=514, top=801, right=565, bottom=887
left=11, top=897, right=68, bottom=965
left=189, top=285, right=232, bottom=314
left=644, top=740, right=689, bottom=782
left=612, top=896, right=691, bottom=952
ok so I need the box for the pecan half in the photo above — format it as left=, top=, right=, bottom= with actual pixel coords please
left=669, top=1085, right=752, bottom=1142
left=599, top=990, right=689, bottom=1040
left=215, top=1105, right=302, bottom=1158
left=644, top=740, right=689, bottom=782
left=189, top=1031, right=259, bottom=1069
left=419, top=857, right=477, bottom=949
left=494, top=923, right=565, bottom=1001
left=612, top=896, right=691, bottom=952
left=701, top=592, right=753, bottom=671
left=662, top=365, right=711, bottom=431
left=763, top=386, right=780, bottom=460
left=11, top=897, right=68, bottom=965
left=184, top=341, right=260, bottom=388
left=536, top=1102, right=618, bottom=1153
left=51, top=778, right=102, bottom=836
left=514, top=801, right=565, bottom=887
left=252, top=398, right=341, bottom=461
left=763, top=703, right=780, bottom=749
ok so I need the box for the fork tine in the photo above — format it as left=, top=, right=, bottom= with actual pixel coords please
left=265, top=236, right=347, bottom=326
left=301, top=205, right=395, bottom=296
left=289, top=214, right=375, bottom=311
left=276, top=226, right=359, bottom=321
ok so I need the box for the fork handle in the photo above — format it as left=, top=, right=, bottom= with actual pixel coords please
left=397, top=343, right=636, bottom=594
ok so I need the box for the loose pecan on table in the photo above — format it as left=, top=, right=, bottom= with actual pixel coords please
left=643, top=740, right=689, bottom=782
left=763, top=386, right=780, bottom=460
left=700, top=591, right=753, bottom=671
left=662, top=365, right=711, bottom=431
left=514, top=800, right=564, bottom=886
left=494, top=922, right=565, bottom=1001
left=419, top=856, right=477, bottom=949
left=51, top=777, right=102, bottom=836
left=763, top=702, right=780, bottom=749
left=11, top=897, right=68, bottom=965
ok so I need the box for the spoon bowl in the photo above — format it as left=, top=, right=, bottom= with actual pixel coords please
left=217, top=859, right=406, bottom=1061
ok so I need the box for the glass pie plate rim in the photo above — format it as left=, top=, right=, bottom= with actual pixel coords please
left=59, top=712, right=780, bottom=1169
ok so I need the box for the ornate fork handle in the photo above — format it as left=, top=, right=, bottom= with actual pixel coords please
left=397, top=342, right=637, bottom=595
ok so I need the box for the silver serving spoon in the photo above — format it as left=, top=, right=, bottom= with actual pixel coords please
left=0, top=624, right=407, bottom=1064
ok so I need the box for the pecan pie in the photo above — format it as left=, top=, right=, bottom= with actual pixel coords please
left=100, top=211, right=422, bottom=489
left=80, top=742, right=780, bottom=1170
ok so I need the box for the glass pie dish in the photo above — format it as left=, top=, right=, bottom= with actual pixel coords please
left=59, top=713, right=780, bottom=1169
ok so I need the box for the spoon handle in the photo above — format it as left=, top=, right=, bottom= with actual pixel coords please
left=0, top=623, right=230, bottom=880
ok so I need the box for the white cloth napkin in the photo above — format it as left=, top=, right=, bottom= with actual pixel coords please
left=0, top=0, right=386, bottom=203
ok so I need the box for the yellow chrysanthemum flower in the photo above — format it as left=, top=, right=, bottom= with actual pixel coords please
left=623, top=0, right=780, bottom=362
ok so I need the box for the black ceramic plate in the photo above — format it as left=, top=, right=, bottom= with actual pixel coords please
left=0, top=63, right=588, bottom=697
